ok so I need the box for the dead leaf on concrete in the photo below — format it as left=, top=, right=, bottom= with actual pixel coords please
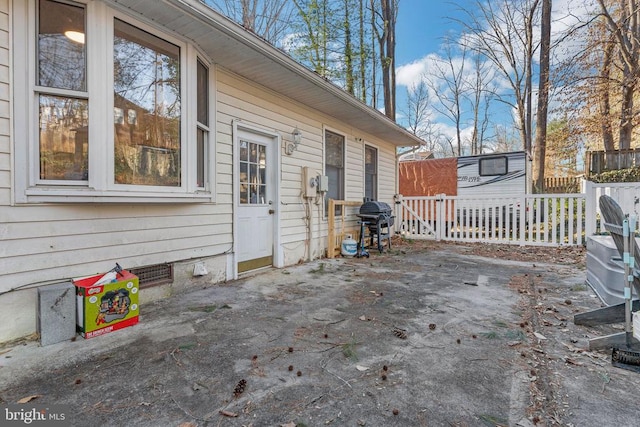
left=280, top=423, right=296, bottom=427
left=219, top=410, right=239, bottom=417
left=359, top=315, right=367, bottom=321
left=533, top=332, right=547, bottom=340
left=178, top=423, right=197, bottom=427
left=563, top=357, right=584, bottom=366
left=356, top=365, right=369, bottom=371
left=17, top=394, right=41, bottom=403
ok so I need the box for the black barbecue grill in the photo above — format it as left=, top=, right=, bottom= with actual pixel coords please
left=356, top=201, right=394, bottom=253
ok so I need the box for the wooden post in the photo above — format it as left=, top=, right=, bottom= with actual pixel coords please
left=328, top=199, right=336, bottom=259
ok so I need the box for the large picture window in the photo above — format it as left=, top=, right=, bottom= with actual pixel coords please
left=113, top=19, right=181, bottom=187
left=15, top=0, right=213, bottom=202
left=325, top=130, right=344, bottom=216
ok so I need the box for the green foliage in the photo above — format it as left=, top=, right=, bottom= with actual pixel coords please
left=310, top=263, right=327, bottom=274
left=342, top=338, right=358, bottom=361
left=590, top=167, right=640, bottom=183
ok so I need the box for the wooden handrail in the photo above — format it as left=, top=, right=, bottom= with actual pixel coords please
left=327, top=199, right=362, bottom=258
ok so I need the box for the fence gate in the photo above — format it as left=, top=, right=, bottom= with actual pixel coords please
left=396, top=194, right=585, bottom=246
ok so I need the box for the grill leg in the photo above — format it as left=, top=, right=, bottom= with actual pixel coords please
left=356, top=221, right=369, bottom=258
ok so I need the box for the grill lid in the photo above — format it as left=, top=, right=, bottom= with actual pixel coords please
left=359, top=201, right=392, bottom=215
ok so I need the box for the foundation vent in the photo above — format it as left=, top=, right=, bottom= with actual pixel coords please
left=129, top=263, right=173, bottom=288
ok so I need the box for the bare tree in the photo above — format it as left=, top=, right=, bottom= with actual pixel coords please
left=203, top=0, right=295, bottom=45
left=371, top=0, right=398, bottom=120
left=427, top=38, right=468, bottom=156
left=468, top=51, right=496, bottom=154
left=456, top=0, right=540, bottom=154
left=554, top=1, right=639, bottom=155
left=533, top=0, right=551, bottom=193
left=596, top=0, right=640, bottom=150
left=403, top=79, right=430, bottom=138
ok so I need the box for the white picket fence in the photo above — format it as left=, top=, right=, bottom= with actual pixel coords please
left=583, top=181, right=640, bottom=235
left=395, top=182, right=640, bottom=247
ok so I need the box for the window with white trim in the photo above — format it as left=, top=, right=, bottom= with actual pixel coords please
left=14, top=0, right=213, bottom=202
left=364, top=145, right=377, bottom=201
left=324, top=129, right=344, bottom=216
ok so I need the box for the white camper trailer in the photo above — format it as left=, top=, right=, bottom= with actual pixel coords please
left=398, top=151, right=533, bottom=231
left=399, top=151, right=532, bottom=197
left=456, top=151, right=532, bottom=197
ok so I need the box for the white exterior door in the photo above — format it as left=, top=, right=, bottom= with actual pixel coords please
left=236, top=130, right=276, bottom=273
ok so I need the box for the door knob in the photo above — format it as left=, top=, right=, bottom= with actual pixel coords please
left=269, top=209, right=275, bottom=214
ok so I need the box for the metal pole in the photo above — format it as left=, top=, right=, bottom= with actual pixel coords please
left=623, top=218, right=632, bottom=347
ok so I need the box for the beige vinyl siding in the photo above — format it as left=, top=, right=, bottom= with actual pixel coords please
left=0, top=203, right=233, bottom=289
left=215, top=69, right=399, bottom=262
left=217, top=69, right=323, bottom=250
left=378, top=146, right=398, bottom=205
left=0, top=0, right=8, bottom=207
left=345, top=139, right=364, bottom=202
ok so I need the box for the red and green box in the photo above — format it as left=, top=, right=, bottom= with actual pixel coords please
left=75, top=270, right=139, bottom=339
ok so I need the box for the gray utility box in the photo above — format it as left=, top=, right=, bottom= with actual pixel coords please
left=37, top=281, right=76, bottom=346
left=586, top=235, right=640, bottom=306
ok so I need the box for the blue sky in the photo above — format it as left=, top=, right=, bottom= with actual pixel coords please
left=392, top=0, right=588, bottom=155
left=394, top=0, right=493, bottom=152
left=396, top=1, right=468, bottom=66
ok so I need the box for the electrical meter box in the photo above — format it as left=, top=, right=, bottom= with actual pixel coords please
left=317, top=175, right=329, bottom=193
left=302, top=166, right=317, bottom=198
left=75, top=270, right=139, bottom=339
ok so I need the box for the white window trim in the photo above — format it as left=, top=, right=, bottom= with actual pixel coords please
left=364, top=142, right=379, bottom=201
left=322, top=125, right=346, bottom=219
left=13, top=0, right=215, bottom=203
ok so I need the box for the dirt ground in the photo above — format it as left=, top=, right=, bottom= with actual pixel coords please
left=1, top=238, right=638, bottom=427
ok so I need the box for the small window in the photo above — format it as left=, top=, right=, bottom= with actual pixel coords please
left=238, top=140, right=267, bottom=204
left=196, top=59, right=209, bottom=189
left=364, top=145, right=377, bottom=201
left=479, top=156, right=507, bottom=176
left=325, top=130, right=344, bottom=216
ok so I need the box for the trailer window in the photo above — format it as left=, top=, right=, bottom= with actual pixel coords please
left=479, top=156, right=507, bottom=176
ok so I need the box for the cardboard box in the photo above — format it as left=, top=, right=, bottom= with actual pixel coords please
left=75, top=270, right=139, bottom=339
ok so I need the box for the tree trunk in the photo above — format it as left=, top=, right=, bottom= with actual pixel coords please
left=619, top=73, right=635, bottom=150
left=344, top=0, right=354, bottom=94
left=358, top=0, right=367, bottom=103
left=599, top=39, right=615, bottom=152
left=373, top=0, right=397, bottom=120
left=533, top=0, right=551, bottom=193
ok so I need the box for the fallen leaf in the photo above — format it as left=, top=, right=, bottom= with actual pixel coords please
left=178, top=423, right=197, bottom=427
left=280, top=423, right=296, bottom=427
left=219, top=410, right=238, bottom=417
left=564, top=357, right=584, bottom=366
left=17, top=395, right=42, bottom=403
left=356, top=365, right=369, bottom=371
left=359, top=315, right=367, bottom=321
left=533, top=332, right=547, bottom=340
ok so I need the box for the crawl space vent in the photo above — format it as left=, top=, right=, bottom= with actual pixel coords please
left=129, top=263, right=173, bottom=288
